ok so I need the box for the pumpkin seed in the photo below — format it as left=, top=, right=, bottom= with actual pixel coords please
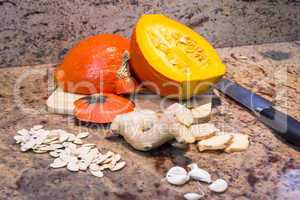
left=67, top=160, right=79, bottom=172
left=50, top=144, right=64, bottom=150
left=76, top=132, right=89, bottom=139
left=33, top=149, right=48, bottom=153
left=59, top=133, right=69, bottom=143
left=50, top=158, right=68, bottom=168
left=110, top=161, right=126, bottom=171
left=32, top=125, right=43, bottom=131
left=14, top=126, right=126, bottom=179
left=90, top=169, right=104, bottom=178
left=89, top=163, right=101, bottom=171
left=67, top=134, right=76, bottom=142
left=82, top=143, right=96, bottom=148
left=73, top=138, right=83, bottom=145
left=17, top=129, right=29, bottom=136
left=78, top=160, right=89, bottom=171
left=101, top=163, right=114, bottom=170
left=49, top=151, right=60, bottom=158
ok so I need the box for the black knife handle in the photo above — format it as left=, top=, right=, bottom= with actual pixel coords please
left=258, top=107, right=300, bottom=146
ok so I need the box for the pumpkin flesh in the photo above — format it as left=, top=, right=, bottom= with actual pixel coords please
left=130, top=14, right=226, bottom=99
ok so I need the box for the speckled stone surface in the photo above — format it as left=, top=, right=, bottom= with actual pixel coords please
left=1, top=0, right=300, bottom=67
left=0, top=41, right=300, bottom=199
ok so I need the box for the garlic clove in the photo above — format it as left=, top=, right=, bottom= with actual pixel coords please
left=187, top=163, right=199, bottom=170
left=209, top=179, right=228, bottom=193
left=184, top=192, right=204, bottom=200
left=188, top=166, right=211, bottom=183
left=167, top=174, right=190, bottom=185
left=166, top=166, right=190, bottom=185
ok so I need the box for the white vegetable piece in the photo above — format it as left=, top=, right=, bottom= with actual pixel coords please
left=165, top=103, right=194, bottom=127
left=197, top=134, right=233, bottom=152
left=46, top=88, right=86, bottom=115
left=188, top=163, right=211, bottom=183
left=177, top=125, right=196, bottom=144
left=224, top=134, right=249, bottom=153
left=184, top=192, right=204, bottom=200
left=189, top=123, right=218, bottom=141
left=166, top=166, right=190, bottom=185
left=209, top=179, right=228, bottom=193
left=191, top=102, right=212, bottom=123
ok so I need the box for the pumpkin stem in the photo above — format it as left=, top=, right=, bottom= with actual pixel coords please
left=116, top=50, right=131, bottom=79
left=115, top=50, right=137, bottom=94
left=83, top=95, right=107, bottom=104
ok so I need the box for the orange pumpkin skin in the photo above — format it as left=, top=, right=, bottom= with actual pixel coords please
left=74, top=93, right=135, bottom=124
left=130, top=30, right=180, bottom=97
left=55, top=34, right=130, bottom=95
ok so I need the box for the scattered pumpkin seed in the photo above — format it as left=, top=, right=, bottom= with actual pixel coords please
left=14, top=126, right=126, bottom=179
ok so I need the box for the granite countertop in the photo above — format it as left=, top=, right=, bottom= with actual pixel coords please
left=0, top=41, right=299, bottom=200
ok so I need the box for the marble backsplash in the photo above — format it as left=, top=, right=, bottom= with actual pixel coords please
left=0, top=0, right=299, bottom=67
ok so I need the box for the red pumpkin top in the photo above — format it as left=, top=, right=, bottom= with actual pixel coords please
left=74, top=93, right=135, bottom=124
left=55, top=34, right=131, bottom=94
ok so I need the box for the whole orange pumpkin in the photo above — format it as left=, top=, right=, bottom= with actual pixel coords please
left=55, top=34, right=136, bottom=95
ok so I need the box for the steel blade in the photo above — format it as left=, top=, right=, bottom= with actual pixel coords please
left=215, top=78, right=272, bottom=113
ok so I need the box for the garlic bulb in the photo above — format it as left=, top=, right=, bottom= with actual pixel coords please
left=166, top=166, right=190, bottom=185
left=209, top=179, right=228, bottom=193
left=184, top=192, right=204, bottom=200
left=188, top=163, right=211, bottom=183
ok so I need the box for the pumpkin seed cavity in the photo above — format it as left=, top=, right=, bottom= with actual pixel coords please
left=14, top=126, right=126, bottom=178
left=148, top=27, right=208, bottom=75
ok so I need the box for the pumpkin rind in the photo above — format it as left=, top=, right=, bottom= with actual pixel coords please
left=130, top=14, right=226, bottom=99
left=55, top=34, right=131, bottom=95
left=74, top=93, right=134, bottom=123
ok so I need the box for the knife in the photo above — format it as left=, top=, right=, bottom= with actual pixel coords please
left=215, top=78, right=300, bottom=147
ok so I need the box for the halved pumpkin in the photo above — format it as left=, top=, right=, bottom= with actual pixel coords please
left=74, top=93, right=134, bottom=124
left=130, top=14, right=226, bottom=99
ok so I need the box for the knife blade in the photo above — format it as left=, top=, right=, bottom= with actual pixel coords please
left=215, top=78, right=300, bottom=147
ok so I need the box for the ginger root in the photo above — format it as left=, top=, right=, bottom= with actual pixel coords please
left=111, top=105, right=200, bottom=151
left=165, top=103, right=194, bottom=127
left=110, top=102, right=249, bottom=153
left=110, top=103, right=216, bottom=151
left=111, top=110, right=178, bottom=151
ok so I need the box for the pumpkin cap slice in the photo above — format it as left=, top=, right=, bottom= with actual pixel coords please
left=74, top=93, right=134, bottom=124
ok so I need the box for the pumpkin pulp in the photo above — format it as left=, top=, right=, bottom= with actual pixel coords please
left=131, top=14, right=226, bottom=99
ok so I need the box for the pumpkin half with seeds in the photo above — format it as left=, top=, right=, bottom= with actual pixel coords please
left=74, top=94, right=135, bottom=124
left=130, top=14, right=226, bottom=99
left=55, top=34, right=136, bottom=95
